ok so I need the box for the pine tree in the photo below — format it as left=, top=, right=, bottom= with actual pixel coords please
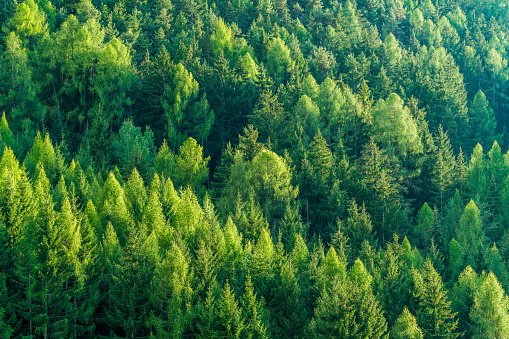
left=457, top=200, right=485, bottom=270
left=412, top=259, right=459, bottom=338
left=448, top=238, right=465, bottom=282
left=0, top=113, right=15, bottom=157
left=223, top=217, right=244, bottom=278
left=377, top=235, right=413, bottom=327
left=0, top=148, right=37, bottom=295
left=485, top=244, right=509, bottom=290
left=470, top=272, right=509, bottom=338
left=270, top=260, right=306, bottom=338
left=32, top=195, right=82, bottom=338
left=249, top=90, right=287, bottom=147
left=154, top=140, right=174, bottom=181
left=450, top=266, right=482, bottom=337
left=265, top=37, right=295, bottom=85
left=292, top=95, right=320, bottom=145
left=171, top=137, right=210, bottom=195
left=414, top=202, right=436, bottom=249
left=357, top=138, right=402, bottom=239
left=108, top=229, right=159, bottom=338
left=443, top=190, right=464, bottom=249
left=124, top=168, right=148, bottom=222
left=112, top=120, right=156, bottom=181
left=241, top=275, right=270, bottom=339
left=315, top=77, right=344, bottom=145
left=466, top=144, right=487, bottom=201
left=307, top=130, right=334, bottom=184
left=431, top=127, right=457, bottom=211
left=469, top=90, right=496, bottom=149
left=392, top=307, right=424, bottom=339
left=217, top=281, right=245, bottom=338
left=372, top=93, right=422, bottom=157
left=100, top=172, right=133, bottom=246
left=148, top=243, right=192, bottom=337
left=0, top=31, right=45, bottom=154
left=23, top=132, right=64, bottom=185
left=343, top=200, right=373, bottom=252
left=250, top=227, right=276, bottom=294
left=309, top=258, right=387, bottom=338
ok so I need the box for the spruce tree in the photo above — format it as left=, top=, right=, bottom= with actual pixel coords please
left=412, top=259, right=459, bottom=338
left=470, top=272, right=509, bottom=338
left=392, top=307, right=424, bottom=339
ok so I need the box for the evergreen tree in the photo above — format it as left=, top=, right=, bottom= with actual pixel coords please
left=265, top=37, right=295, bottom=86
left=217, top=281, right=245, bottom=338
left=414, top=202, right=436, bottom=249
left=392, top=307, right=424, bottom=339
left=456, top=200, right=485, bottom=270
left=372, top=93, right=422, bottom=157
left=470, top=272, right=509, bottom=338
left=466, top=144, right=487, bottom=201
left=241, top=275, right=270, bottom=339
left=309, top=258, right=387, bottom=338
left=469, top=91, right=496, bottom=149
left=171, top=137, right=210, bottom=195
left=148, top=243, right=192, bottom=337
left=112, top=120, right=155, bottom=181
left=450, top=266, right=482, bottom=337
left=412, top=259, right=459, bottom=338
left=249, top=90, right=287, bottom=147
left=431, top=127, right=457, bottom=211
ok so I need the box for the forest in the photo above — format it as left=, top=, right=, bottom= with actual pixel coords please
left=1, top=0, right=509, bottom=337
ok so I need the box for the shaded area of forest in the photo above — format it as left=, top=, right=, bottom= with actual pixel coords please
left=2, top=0, right=509, bottom=337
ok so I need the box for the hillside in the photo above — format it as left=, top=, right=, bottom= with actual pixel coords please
left=1, top=0, right=509, bottom=337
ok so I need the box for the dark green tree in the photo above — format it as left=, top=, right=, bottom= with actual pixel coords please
left=112, top=120, right=155, bottom=181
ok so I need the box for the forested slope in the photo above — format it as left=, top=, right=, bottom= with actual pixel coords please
left=1, top=0, right=509, bottom=337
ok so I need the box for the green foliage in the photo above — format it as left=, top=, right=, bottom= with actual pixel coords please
left=391, top=307, right=424, bottom=339
left=372, top=93, right=422, bottom=156
left=309, top=258, right=387, bottom=338
left=469, top=91, right=496, bottom=149
left=0, top=32, right=44, bottom=151
left=450, top=266, right=482, bottom=336
left=431, top=127, right=457, bottom=210
left=457, top=200, right=485, bottom=270
left=112, top=120, right=155, bottom=180
left=470, top=272, right=509, bottom=338
left=7, top=0, right=49, bottom=42
left=0, top=0, right=509, bottom=336
left=165, top=62, right=214, bottom=149
left=414, top=202, right=436, bottom=249
left=265, top=37, right=295, bottom=86
left=249, top=90, right=287, bottom=147
left=412, top=259, right=459, bottom=338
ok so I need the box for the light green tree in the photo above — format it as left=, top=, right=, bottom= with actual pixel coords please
left=470, top=272, right=509, bottom=338
left=391, top=307, right=424, bottom=339
left=372, top=93, right=422, bottom=156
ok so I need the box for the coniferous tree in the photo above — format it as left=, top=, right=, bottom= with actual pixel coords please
left=112, top=120, right=155, bottom=180
left=412, top=259, right=459, bottom=339
left=309, top=258, right=387, bottom=338
left=457, top=200, right=485, bottom=270
left=241, top=275, right=270, bottom=339
left=372, top=93, right=422, bottom=157
left=469, top=90, right=497, bottom=150
left=392, top=307, right=424, bottom=339
left=470, top=272, right=509, bottom=338
left=431, top=127, right=457, bottom=211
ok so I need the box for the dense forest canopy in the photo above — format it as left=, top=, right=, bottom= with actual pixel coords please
left=1, top=0, right=509, bottom=337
